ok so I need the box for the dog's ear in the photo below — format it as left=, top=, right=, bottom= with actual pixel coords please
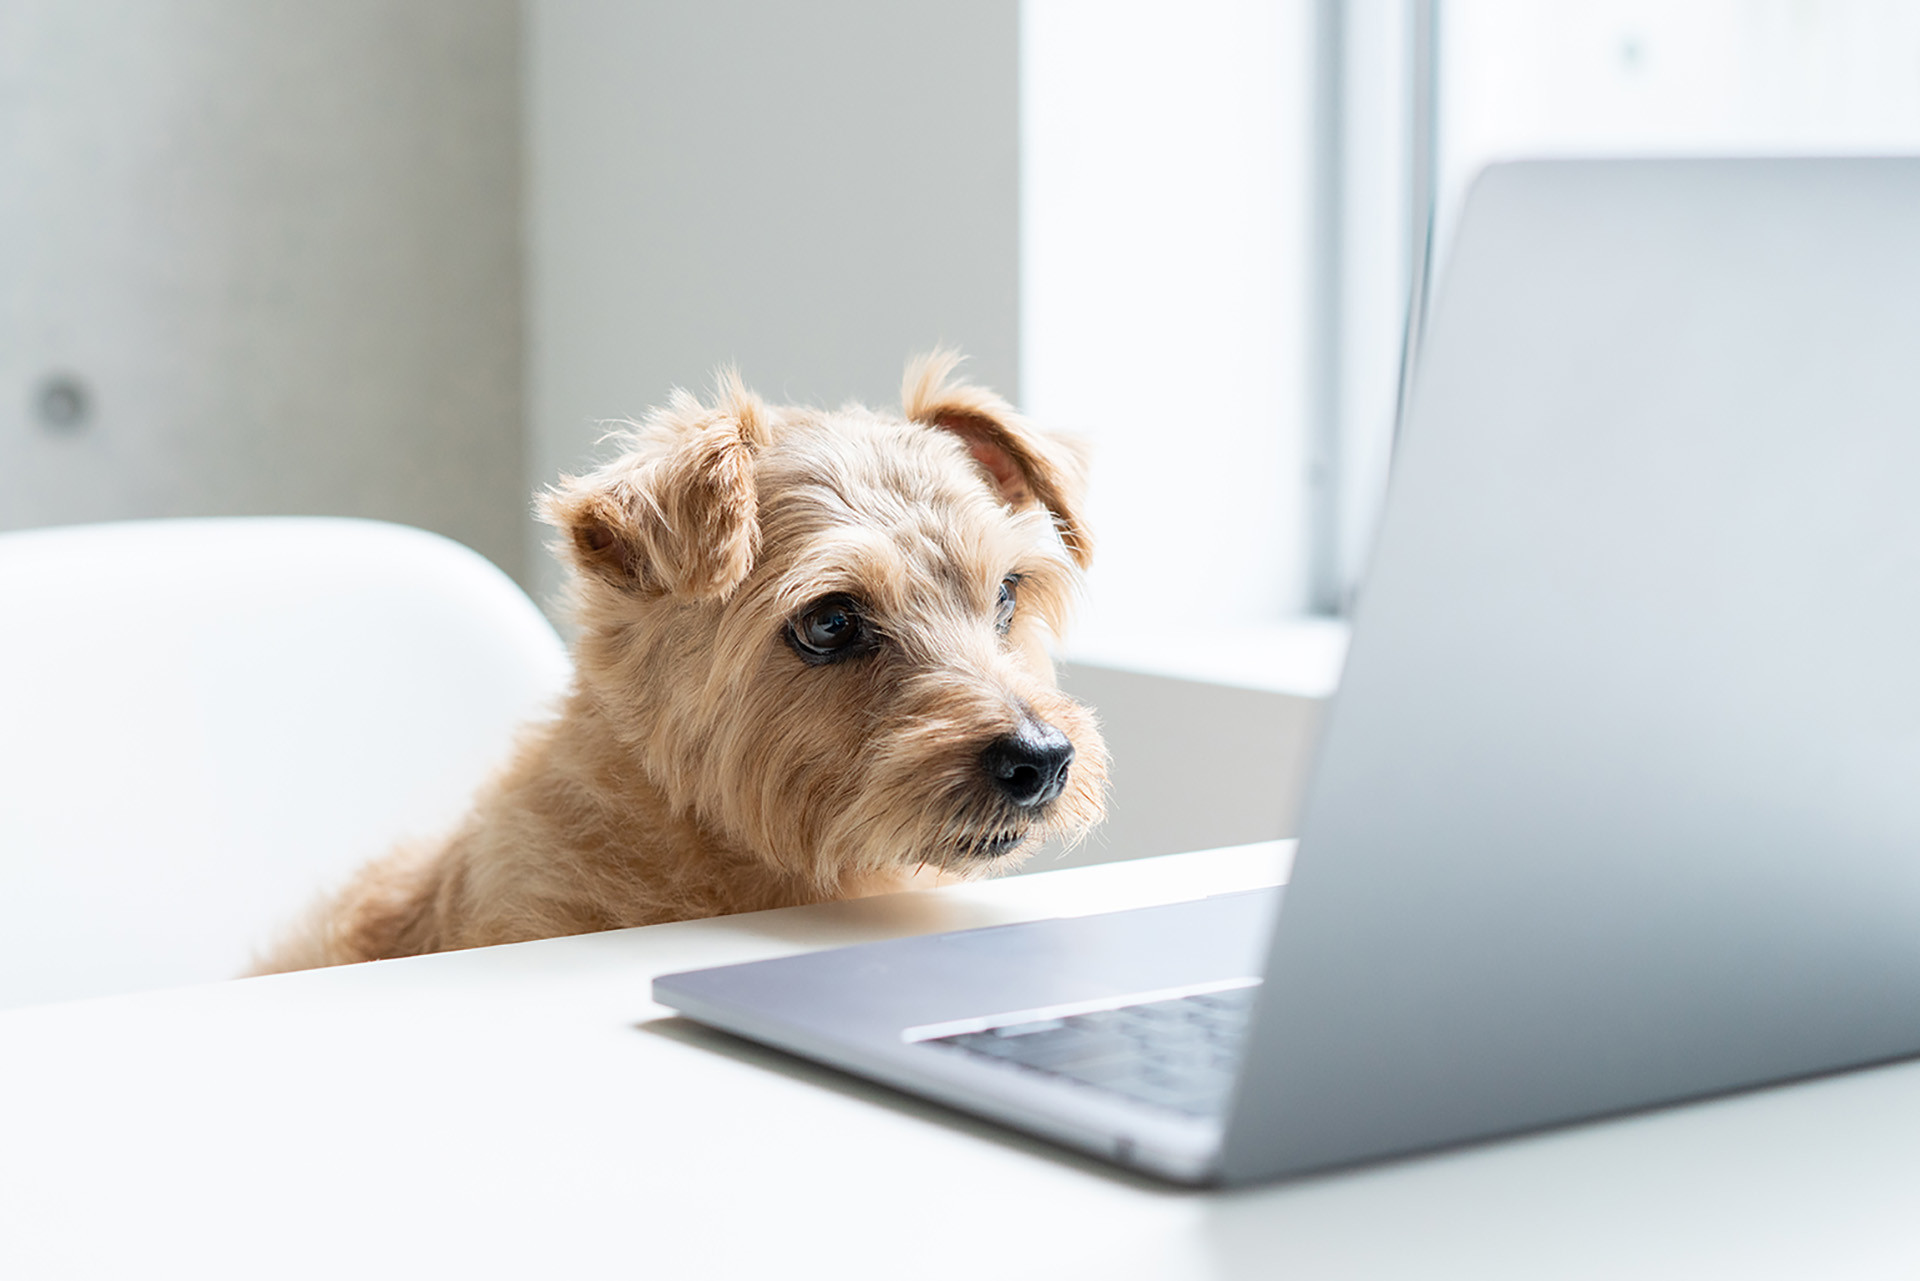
left=542, top=375, right=771, bottom=600
left=902, top=351, right=1094, bottom=568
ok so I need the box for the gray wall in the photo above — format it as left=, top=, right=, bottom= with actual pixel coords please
left=523, top=0, right=1021, bottom=607
left=0, top=0, right=527, bottom=581
left=1, top=0, right=1023, bottom=604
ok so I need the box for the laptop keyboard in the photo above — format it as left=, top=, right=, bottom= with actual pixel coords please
left=922, top=984, right=1259, bottom=1118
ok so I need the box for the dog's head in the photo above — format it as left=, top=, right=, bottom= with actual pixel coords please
left=541, top=353, right=1107, bottom=887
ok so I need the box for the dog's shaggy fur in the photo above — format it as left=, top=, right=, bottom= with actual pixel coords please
left=256, top=354, right=1107, bottom=972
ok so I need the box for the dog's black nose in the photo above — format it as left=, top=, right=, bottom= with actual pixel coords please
left=982, top=722, right=1074, bottom=809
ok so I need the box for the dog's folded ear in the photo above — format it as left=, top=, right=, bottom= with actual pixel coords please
left=542, top=375, right=771, bottom=599
left=903, top=351, right=1094, bottom=569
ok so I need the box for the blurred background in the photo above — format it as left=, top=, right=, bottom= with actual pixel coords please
left=6, top=0, right=1920, bottom=873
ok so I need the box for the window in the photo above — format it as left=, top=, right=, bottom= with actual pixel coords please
left=1442, top=0, right=1920, bottom=251
left=1024, top=0, right=1920, bottom=687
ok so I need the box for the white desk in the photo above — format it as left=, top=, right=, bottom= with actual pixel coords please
left=5, top=842, right=1920, bottom=1279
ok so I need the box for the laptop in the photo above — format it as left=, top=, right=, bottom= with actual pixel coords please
left=654, top=158, right=1920, bottom=1186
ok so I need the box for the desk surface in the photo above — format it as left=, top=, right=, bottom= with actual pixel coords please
left=5, top=841, right=1920, bottom=1279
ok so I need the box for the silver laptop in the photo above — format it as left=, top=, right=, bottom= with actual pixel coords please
left=655, top=158, right=1920, bottom=1186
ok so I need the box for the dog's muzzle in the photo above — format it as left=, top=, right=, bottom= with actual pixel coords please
left=980, top=720, right=1074, bottom=809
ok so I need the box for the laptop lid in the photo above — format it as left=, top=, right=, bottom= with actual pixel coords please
left=1222, top=158, right=1920, bottom=1182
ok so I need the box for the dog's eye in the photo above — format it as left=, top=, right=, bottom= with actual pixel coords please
left=789, top=595, right=868, bottom=663
left=995, top=576, right=1019, bottom=635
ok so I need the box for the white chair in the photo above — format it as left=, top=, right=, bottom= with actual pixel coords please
left=0, top=518, right=572, bottom=1009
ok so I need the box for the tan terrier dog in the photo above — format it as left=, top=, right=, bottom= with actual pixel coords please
left=258, top=353, right=1107, bottom=971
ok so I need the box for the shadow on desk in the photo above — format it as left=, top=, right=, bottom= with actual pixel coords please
left=641, top=1015, right=1184, bottom=1194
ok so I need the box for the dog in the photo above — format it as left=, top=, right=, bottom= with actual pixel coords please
left=256, top=352, right=1108, bottom=971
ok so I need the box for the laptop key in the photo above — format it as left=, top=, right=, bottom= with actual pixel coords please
left=924, top=986, right=1260, bottom=1118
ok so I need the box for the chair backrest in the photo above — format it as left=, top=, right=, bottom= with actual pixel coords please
left=0, top=518, right=572, bottom=1009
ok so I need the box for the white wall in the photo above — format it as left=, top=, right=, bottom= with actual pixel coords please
left=0, top=0, right=528, bottom=581
left=523, top=0, right=1021, bottom=609
left=1021, top=0, right=1315, bottom=633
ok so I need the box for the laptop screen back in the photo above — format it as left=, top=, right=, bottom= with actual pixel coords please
left=1224, top=159, right=1920, bottom=1182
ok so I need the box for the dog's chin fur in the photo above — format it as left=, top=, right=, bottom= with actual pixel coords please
left=254, top=352, right=1108, bottom=975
